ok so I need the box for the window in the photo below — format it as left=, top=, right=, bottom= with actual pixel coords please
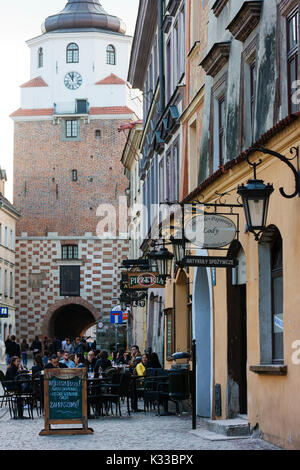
left=0, top=268, right=2, bottom=294
left=95, top=129, right=101, bottom=138
left=250, top=61, right=256, bottom=129
left=38, top=48, right=43, bottom=68
left=4, top=270, right=8, bottom=297
left=0, top=224, right=2, bottom=244
left=287, top=9, right=299, bottom=113
left=66, top=43, right=79, bottom=63
left=60, top=266, right=80, bottom=297
left=166, top=38, right=172, bottom=102
left=62, top=245, right=79, bottom=260
left=165, top=308, right=175, bottom=359
left=66, top=120, right=78, bottom=138
left=258, top=227, right=284, bottom=365
left=218, top=96, right=225, bottom=166
left=9, top=272, right=13, bottom=299
left=72, top=170, right=78, bottom=182
left=271, top=235, right=284, bottom=363
left=106, top=45, right=116, bottom=65
left=10, top=230, right=14, bottom=251
left=4, top=227, right=8, bottom=247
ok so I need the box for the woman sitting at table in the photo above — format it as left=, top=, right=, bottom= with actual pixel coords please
left=74, top=353, right=86, bottom=368
left=135, top=354, right=148, bottom=377
left=31, top=354, right=44, bottom=376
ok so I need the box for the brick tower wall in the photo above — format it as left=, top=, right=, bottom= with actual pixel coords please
left=13, top=115, right=132, bottom=344
left=13, top=117, right=129, bottom=236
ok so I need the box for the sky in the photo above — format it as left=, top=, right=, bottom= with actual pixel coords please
left=0, top=0, right=139, bottom=202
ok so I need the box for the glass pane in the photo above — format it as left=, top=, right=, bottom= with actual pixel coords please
left=288, top=13, right=298, bottom=52
left=248, top=198, right=265, bottom=228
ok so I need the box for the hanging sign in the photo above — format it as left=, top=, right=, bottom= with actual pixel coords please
left=184, top=256, right=239, bottom=268
left=127, top=272, right=165, bottom=290
left=185, top=214, right=237, bottom=249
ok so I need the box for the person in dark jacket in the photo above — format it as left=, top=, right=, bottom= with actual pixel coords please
left=94, top=350, right=112, bottom=377
left=30, top=336, right=42, bottom=358
left=5, top=356, right=23, bottom=391
left=31, top=354, right=44, bottom=376
left=44, top=355, right=68, bottom=369
left=6, top=336, right=21, bottom=361
left=147, top=352, right=162, bottom=369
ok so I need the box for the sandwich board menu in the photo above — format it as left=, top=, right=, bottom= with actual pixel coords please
left=40, top=368, right=93, bottom=436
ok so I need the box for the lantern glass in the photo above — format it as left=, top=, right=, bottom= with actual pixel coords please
left=238, top=179, right=274, bottom=234
left=156, top=246, right=174, bottom=278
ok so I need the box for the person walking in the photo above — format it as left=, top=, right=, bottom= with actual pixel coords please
left=30, top=336, right=42, bottom=358
left=20, top=338, right=29, bottom=368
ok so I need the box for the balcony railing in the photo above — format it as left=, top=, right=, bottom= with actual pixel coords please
left=54, top=100, right=89, bottom=115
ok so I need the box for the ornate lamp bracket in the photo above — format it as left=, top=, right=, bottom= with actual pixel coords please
left=246, top=146, right=300, bottom=199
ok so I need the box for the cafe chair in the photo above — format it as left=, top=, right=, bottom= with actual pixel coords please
left=0, top=371, right=15, bottom=410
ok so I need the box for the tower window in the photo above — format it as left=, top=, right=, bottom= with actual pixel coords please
left=106, top=45, right=116, bottom=65
left=38, top=48, right=43, bottom=68
left=66, top=120, right=78, bottom=138
left=95, top=129, right=101, bottom=138
left=72, top=170, right=78, bottom=182
left=66, top=43, right=79, bottom=63
left=62, top=245, right=79, bottom=260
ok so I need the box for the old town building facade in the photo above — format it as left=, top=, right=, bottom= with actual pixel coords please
left=125, top=0, right=300, bottom=449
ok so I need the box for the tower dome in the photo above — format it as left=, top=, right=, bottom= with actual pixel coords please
left=42, top=0, right=126, bottom=35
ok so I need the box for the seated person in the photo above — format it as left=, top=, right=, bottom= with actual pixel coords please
left=32, top=354, right=44, bottom=376
left=135, top=354, right=148, bottom=377
left=86, top=350, right=97, bottom=373
left=5, top=356, right=24, bottom=391
left=59, top=351, right=75, bottom=368
left=74, top=353, right=86, bottom=368
left=44, top=354, right=68, bottom=369
left=94, top=350, right=111, bottom=377
left=147, top=352, right=162, bottom=369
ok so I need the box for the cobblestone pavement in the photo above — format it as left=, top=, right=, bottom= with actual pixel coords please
left=0, top=362, right=281, bottom=451
left=0, top=403, right=281, bottom=451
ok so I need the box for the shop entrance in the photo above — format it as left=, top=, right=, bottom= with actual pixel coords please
left=227, top=242, right=248, bottom=417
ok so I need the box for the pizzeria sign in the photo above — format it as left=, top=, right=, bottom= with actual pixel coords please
left=127, top=272, right=165, bottom=290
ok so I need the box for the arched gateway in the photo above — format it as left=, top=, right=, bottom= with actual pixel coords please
left=41, top=298, right=99, bottom=340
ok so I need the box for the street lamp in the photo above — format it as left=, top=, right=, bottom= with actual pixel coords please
left=237, top=179, right=274, bottom=241
left=147, top=242, right=174, bottom=280
left=238, top=146, right=300, bottom=241
left=170, top=232, right=186, bottom=267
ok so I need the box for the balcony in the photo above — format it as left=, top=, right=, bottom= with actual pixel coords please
left=54, top=100, right=89, bottom=116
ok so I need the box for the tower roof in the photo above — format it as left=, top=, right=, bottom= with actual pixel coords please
left=42, top=0, right=126, bottom=35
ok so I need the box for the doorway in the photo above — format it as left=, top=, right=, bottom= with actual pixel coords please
left=227, top=242, right=248, bottom=417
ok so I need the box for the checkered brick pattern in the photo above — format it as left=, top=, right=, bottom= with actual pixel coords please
left=14, top=237, right=129, bottom=342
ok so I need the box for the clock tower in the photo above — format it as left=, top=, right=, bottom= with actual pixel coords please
left=11, top=0, right=141, bottom=347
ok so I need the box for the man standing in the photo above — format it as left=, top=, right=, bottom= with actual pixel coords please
left=6, top=335, right=21, bottom=361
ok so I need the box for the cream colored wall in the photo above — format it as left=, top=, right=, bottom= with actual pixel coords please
left=199, top=120, right=300, bottom=449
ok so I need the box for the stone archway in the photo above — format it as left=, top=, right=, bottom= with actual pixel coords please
left=41, top=298, right=99, bottom=340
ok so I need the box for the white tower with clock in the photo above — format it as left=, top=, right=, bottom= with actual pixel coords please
left=17, top=0, right=140, bottom=116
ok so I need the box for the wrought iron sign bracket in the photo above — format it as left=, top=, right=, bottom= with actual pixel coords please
left=246, top=146, right=300, bottom=199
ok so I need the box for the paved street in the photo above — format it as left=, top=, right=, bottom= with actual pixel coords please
left=0, top=403, right=280, bottom=451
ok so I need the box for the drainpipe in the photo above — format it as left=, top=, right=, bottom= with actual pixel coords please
left=158, top=0, right=165, bottom=115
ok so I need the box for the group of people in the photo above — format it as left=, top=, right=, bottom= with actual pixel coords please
left=4, top=338, right=162, bottom=387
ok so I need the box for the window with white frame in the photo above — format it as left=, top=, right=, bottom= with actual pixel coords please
left=106, top=45, right=116, bottom=65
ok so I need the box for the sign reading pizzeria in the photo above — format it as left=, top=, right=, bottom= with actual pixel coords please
left=185, top=214, right=237, bottom=249
left=127, top=272, right=165, bottom=290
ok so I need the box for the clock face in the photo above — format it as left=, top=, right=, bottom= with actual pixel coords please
left=64, top=71, right=82, bottom=90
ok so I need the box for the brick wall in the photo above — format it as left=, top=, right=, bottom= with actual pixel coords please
left=13, top=115, right=133, bottom=343
left=13, top=117, right=130, bottom=236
